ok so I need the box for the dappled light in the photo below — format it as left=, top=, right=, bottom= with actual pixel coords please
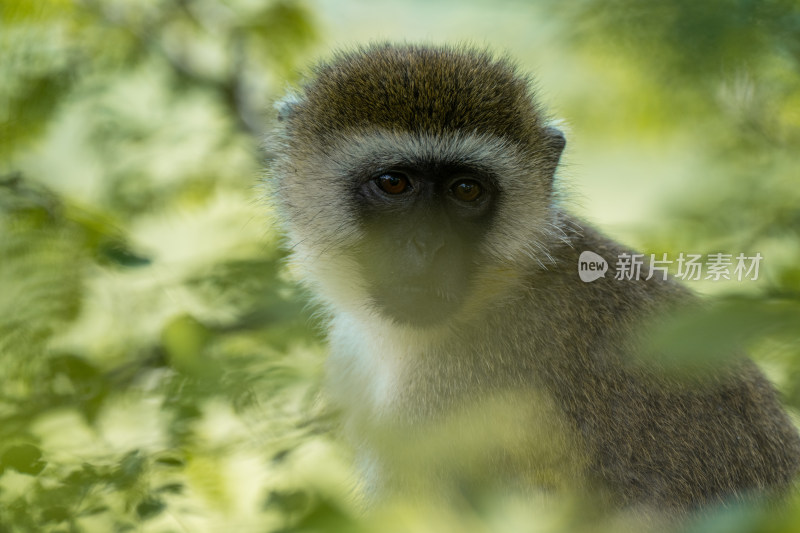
left=2, top=0, right=799, bottom=531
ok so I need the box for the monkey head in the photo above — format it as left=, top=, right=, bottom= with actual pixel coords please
left=270, top=44, right=566, bottom=327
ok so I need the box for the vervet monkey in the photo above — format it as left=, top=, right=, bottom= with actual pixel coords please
left=267, top=43, right=800, bottom=513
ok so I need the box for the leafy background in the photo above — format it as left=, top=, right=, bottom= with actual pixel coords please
left=1, top=0, right=799, bottom=531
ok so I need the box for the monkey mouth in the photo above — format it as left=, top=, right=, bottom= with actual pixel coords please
left=372, top=284, right=461, bottom=326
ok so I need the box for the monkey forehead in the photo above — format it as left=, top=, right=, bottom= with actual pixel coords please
left=320, top=129, right=534, bottom=181
left=288, top=44, right=549, bottom=150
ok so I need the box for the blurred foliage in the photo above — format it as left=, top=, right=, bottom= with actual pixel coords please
left=549, top=0, right=800, bottom=251
left=0, top=1, right=338, bottom=531
left=1, top=0, right=800, bottom=531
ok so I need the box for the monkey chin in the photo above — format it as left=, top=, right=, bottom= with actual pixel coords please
left=371, top=285, right=462, bottom=327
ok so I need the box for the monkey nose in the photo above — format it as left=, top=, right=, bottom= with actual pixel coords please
left=412, top=234, right=445, bottom=258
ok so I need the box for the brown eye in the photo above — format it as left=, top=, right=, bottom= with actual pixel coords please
left=376, top=173, right=410, bottom=195
left=452, top=180, right=482, bottom=202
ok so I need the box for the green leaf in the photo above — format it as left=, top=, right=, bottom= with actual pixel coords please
left=0, top=444, right=46, bottom=475
left=135, top=497, right=165, bottom=520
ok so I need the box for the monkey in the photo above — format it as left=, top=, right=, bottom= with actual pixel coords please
left=266, top=43, right=800, bottom=514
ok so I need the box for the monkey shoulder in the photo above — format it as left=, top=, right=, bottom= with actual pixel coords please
left=508, top=219, right=691, bottom=356
left=511, top=218, right=800, bottom=507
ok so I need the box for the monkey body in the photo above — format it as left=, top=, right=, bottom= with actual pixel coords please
left=268, top=44, right=800, bottom=512
left=324, top=220, right=800, bottom=509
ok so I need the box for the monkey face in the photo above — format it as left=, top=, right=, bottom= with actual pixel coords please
left=272, top=128, right=563, bottom=328
left=352, top=163, right=498, bottom=325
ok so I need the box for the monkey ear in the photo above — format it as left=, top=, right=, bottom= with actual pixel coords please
left=275, top=94, right=301, bottom=122
left=542, top=125, right=566, bottom=172
left=544, top=126, right=566, bottom=155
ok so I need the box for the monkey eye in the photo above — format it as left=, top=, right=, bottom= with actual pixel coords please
left=451, top=179, right=482, bottom=202
left=375, top=173, right=410, bottom=195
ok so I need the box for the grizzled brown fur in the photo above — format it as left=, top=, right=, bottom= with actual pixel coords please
left=268, top=43, right=800, bottom=514
left=281, top=44, right=549, bottom=154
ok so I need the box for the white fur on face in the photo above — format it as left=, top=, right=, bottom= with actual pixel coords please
left=271, top=129, right=564, bottom=327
